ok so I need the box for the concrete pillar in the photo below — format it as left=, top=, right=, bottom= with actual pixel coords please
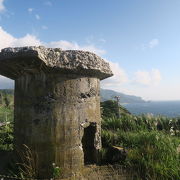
left=0, top=46, right=113, bottom=178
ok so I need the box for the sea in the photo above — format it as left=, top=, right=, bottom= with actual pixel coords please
left=122, top=101, right=180, bottom=118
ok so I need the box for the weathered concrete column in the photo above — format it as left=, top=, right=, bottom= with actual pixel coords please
left=0, top=46, right=113, bottom=178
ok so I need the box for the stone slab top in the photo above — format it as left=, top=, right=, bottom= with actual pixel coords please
left=0, top=46, right=113, bottom=80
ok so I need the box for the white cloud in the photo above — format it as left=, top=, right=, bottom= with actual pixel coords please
left=101, top=62, right=128, bottom=88
left=0, top=27, right=42, bottom=49
left=0, top=27, right=107, bottom=88
left=133, top=69, right=162, bottom=86
left=149, top=39, right=159, bottom=48
left=141, top=38, right=159, bottom=50
left=0, top=27, right=15, bottom=49
left=28, top=8, right=33, bottom=13
left=124, top=83, right=180, bottom=101
left=0, top=27, right=173, bottom=100
left=81, top=45, right=106, bottom=55
left=35, top=14, right=40, bottom=20
left=12, top=34, right=42, bottom=47
left=48, top=40, right=106, bottom=55
left=0, top=0, right=5, bottom=13
left=0, top=27, right=105, bottom=56
left=151, top=69, right=162, bottom=83
left=101, top=68, right=163, bottom=101
left=48, top=40, right=80, bottom=50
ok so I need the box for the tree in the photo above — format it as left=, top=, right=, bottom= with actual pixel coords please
left=101, top=100, right=119, bottom=118
left=101, top=100, right=131, bottom=118
left=3, top=93, right=10, bottom=107
left=0, top=93, right=3, bottom=105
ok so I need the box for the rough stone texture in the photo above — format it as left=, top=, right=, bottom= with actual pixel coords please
left=0, top=46, right=113, bottom=80
left=0, top=46, right=113, bottom=178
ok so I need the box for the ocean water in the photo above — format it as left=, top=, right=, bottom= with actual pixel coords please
left=122, top=101, right=180, bottom=117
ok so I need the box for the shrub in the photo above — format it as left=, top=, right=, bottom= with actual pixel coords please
left=0, top=122, right=13, bottom=150
left=121, top=131, right=180, bottom=179
left=101, top=114, right=180, bottom=180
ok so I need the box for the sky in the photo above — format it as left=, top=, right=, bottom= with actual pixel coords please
left=0, top=0, right=180, bottom=100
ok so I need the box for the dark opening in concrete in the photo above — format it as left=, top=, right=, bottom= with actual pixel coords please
left=82, top=123, right=97, bottom=165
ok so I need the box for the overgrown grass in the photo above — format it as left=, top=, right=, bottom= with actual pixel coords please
left=0, top=91, right=14, bottom=151
left=102, top=114, right=180, bottom=135
left=0, top=98, right=180, bottom=179
left=0, top=122, right=13, bottom=151
left=0, top=106, right=14, bottom=123
left=0, top=106, right=14, bottom=151
left=101, top=114, right=180, bottom=179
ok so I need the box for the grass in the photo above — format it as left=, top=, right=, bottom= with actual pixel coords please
left=0, top=99, right=180, bottom=179
left=0, top=91, right=14, bottom=151
left=101, top=113, right=180, bottom=180
left=0, top=121, right=13, bottom=151
left=0, top=106, right=13, bottom=123
left=119, top=131, right=179, bottom=179
left=16, top=144, right=39, bottom=179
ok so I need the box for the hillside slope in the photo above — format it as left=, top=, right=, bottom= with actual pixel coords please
left=100, top=89, right=146, bottom=103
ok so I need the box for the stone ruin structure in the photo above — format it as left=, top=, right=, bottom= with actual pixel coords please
left=0, top=46, right=113, bottom=178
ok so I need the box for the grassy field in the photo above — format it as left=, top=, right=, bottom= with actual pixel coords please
left=0, top=97, right=179, bottom=179
left=101, top=101, right=180, bottom=180
left=0, top=90, right=14, bottom=152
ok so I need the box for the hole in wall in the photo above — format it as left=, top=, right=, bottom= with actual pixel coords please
left=82, top=122, right=97, bottom=165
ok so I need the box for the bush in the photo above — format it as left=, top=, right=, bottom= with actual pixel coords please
left=118, top=131, right=180, bottom=179
left=101, top=114, right=180, bottom=179
left=0, top=122, right=13, bottom=150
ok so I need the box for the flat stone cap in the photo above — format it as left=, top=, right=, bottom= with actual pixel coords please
left=0, top=46, right=113, bottom=80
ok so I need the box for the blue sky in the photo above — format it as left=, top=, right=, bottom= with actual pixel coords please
left=0, top=0, right=180, bottom=100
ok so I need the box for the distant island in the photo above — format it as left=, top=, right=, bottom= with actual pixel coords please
left=100, top=89, right=146, bottom=103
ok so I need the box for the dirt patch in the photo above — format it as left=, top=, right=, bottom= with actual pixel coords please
left=60, top=165, right=132, bottom=180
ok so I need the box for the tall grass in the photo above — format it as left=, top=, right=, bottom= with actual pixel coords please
left=0, top=98, right=180, bottom=179
left=102, top=114, right=180, bottom=136
left=16, top=144, right=39, bottom=179
left=0, top=106, right=14, bottom=123
left=118, top=131, right=180, bottom=179
left=0, top=122, right=13, bottom=150
left=101, top=114, right=180, bottom=179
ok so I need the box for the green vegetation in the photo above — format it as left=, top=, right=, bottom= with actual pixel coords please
left=101, top=100, right=180, bottom=180
left=101, top=100, right=130, bottom=118
left=0, top=122, right=13, bottom=150
left=0, top=90, right=14, bottom=151
left=0, top=94, right=180, bottom=179
left=14, top=144, right=39, bottom=179
left=0, top=89, right=14, bottom=122
left=52, top=163, right=61, bottom=178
